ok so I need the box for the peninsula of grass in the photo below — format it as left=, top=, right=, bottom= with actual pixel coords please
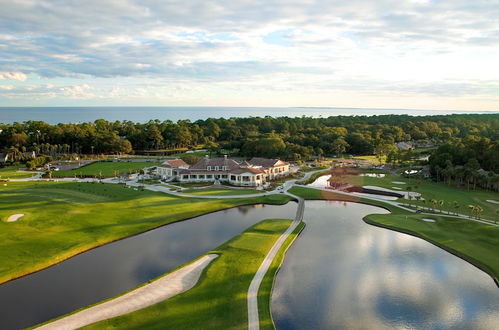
left=50, top=161, right=160, bottom=178
left=0, top=166, right=34, bottom=179
left=182, top=188, right=261, bottom=196
left=0, top=181, right=291, bottom=284
left=307, top=171, right=499, bottom=220
left=290, top=185, right=499, bottom=284
left=83, top=219, right=295, bottom=330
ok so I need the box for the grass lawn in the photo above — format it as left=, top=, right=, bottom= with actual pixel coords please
left=365, top=213, right=499, bottom=283
left=176, top=182, right=214, bottom=188
left=0, top=166, right=35, bottom=179
left=83, top=219, right=298, bottom=329
left=0, top=181, right=291, bottom=284
left=51, top=161, right=161, bottom=178
left=290, top=185, right=499, bottom=283
left=183, top=188, right=261, bottom=196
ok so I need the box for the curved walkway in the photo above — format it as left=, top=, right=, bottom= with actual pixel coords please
left=247, top=191, right=304, bottom=330
left=35, top=254, right=218, bottom=330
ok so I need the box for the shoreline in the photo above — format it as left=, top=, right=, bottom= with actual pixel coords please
left=362, top=216, right=499, bottom=288
left=34, top=254, right=218, bottom=329
left=0, top=196, right=293, bottom=286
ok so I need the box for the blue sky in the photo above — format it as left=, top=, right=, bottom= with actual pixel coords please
left=0, top=0, right=498, bottom=110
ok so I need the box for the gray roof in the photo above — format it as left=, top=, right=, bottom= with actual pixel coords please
left=249, top=157, right=288, bottom=168
left=190, top=157, right=239, bottom=170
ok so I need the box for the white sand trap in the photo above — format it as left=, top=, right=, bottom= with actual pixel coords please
left=7, top=214, right=24, bottom=222
left=391, top=187, right=402, bottom=190
left=392, top=181, right=406, bottom=184
left=36, top=254, right=218, bottom=330
left=486, top=200, right=499, bottom=204
left=422, top=218, right=436, bottom=223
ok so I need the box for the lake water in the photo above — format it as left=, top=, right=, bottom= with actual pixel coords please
left=271, top=201, right=499, bottom=329
left=1, top=107, right=496, bottom=124
left=0, top=203, right=297, bottom=329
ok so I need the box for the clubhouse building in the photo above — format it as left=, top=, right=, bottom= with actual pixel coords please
left=156, top=156, right=290, bottom=187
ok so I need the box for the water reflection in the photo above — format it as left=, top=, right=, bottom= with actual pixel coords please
left=272, top=200, right=499, bottom=329
left=0, top=203, right=297, bottom=329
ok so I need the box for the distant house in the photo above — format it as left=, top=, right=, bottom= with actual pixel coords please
left=157, top=155, right=290, bottom=187
left=395, top=142, right=415, bottom=150
left=22, top=151, right=36, bottom=159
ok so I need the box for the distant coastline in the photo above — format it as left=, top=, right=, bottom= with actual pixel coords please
left=0, top=106, right=497, bottom=124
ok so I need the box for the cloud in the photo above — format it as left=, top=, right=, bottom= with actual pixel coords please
left=0, top=1, right=498, bottom=108
left=0, top=72, right=27, bottom=81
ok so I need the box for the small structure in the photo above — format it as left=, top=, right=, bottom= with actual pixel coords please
left=0, top=153, right=9, bottom=163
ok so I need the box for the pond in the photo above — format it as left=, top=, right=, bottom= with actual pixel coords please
left=0, top=203, right=297, bottom=329
left=306, top=175, right=400, bottom=200
left=271, top=200, right=499, bottom=329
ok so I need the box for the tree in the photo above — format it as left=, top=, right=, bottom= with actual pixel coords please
left=120, top=140, right=133, bottom=154
left=181, top=154, right=202, bottom=165
left=331, top=137, right=349, bottom=156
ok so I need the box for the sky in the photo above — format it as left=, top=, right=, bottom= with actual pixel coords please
left=0, top=0, right=498, bottom=110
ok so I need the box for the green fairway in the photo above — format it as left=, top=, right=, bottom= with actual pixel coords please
left=84, top=219, right=298, bottom=330
left=183, top=188, right=261, bottom=196
left=341, top=173, right=499, bottom=220
left=50, top=161, right=161, bottom=178
left=0, top=166, right=35, bottom=179
left=290, top=185, right=499, bottom=283
left=0, top=181, right=291, bottom=284
left=364, top=213, right=499, bottom=283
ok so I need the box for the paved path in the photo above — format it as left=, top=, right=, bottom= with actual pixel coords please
left=36, top=254, right=218, bottom=330
left=247, top=192, right=304, bottom=330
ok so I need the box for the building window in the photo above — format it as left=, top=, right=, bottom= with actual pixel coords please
left=222, top=175, right=228, bottom=179
left=207, top=175, right=213, bottom=179
left=215, top=166, right=219, bottom=171
left=207, top=166, right=211, bottom=171
left=199, top=175, right=205, bottom=179
left=182, top=175, right=188, bottom=179
left=231, top=175, right=236, bottom=180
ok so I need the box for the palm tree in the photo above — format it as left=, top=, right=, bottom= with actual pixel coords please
left=415, top=195, right=421, bottom=210
left=430, top=199, right=437, bottom=212
left=467, top=205, right=475, bottom=219
left=438, top=200, right=445, bottom=213
left=406, top=186, right=412, bottom=207
left=453, top=201, right=460, bottom=216
left=476, top=206, right=484, bottom=220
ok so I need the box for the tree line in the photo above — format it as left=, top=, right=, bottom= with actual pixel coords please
left=1, top=114, right=497, bottom=163
left=429, top=136, right=498, bottom=191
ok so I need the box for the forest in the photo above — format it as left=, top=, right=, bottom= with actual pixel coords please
left=1, top=114, right=498, bottom=173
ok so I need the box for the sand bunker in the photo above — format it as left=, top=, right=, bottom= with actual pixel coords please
left=392, top=181, right=406, bottom=184
left=7, top=214, right=24, bottom=222
left=391, top=187, right=402, bottom=190
left=422, top=218, right=436, bottom=223
left=486, top=200, right=499, bottom=205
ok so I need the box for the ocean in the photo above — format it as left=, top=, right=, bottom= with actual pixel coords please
left=0, top=106, right=496, bottom=124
